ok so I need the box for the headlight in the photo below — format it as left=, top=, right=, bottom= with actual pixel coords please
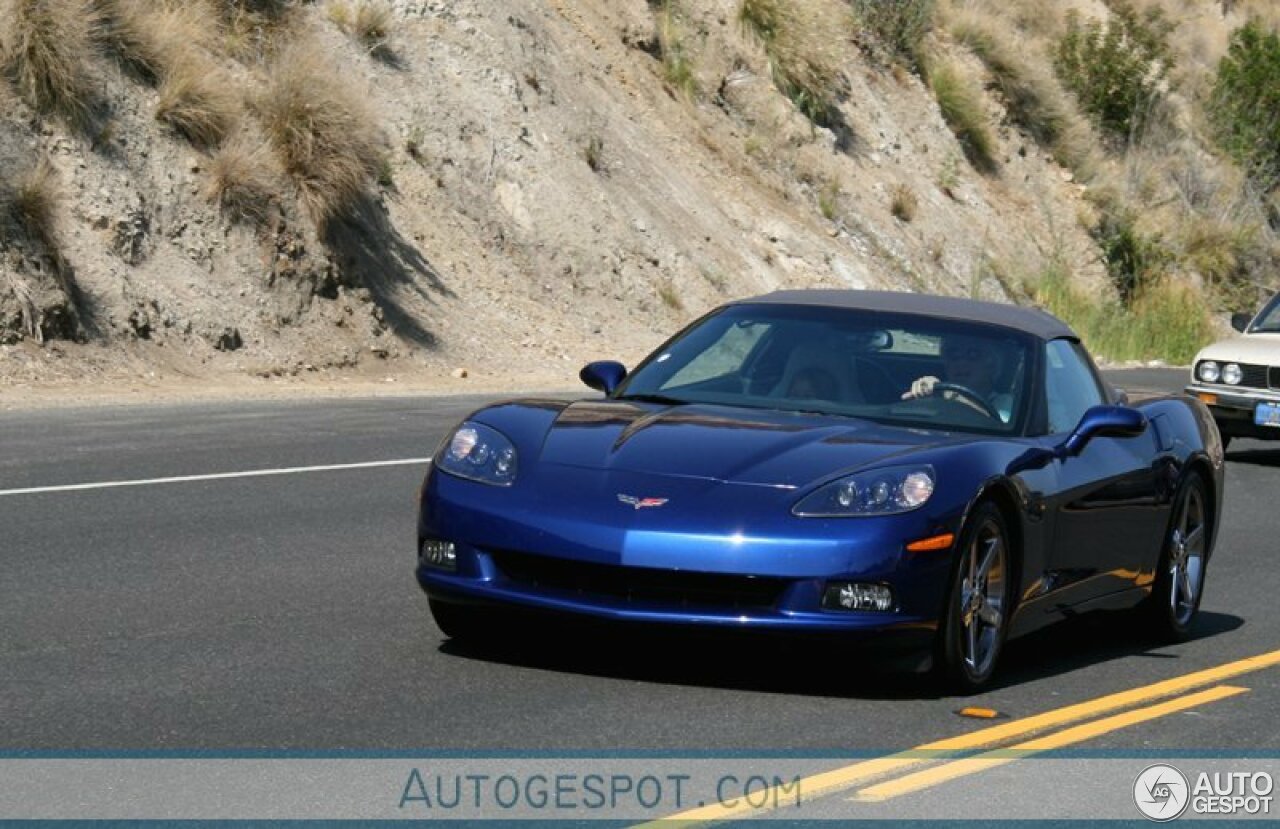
left=793, top=465, right=935, bottom=517
left=1198, top=361, right=1220, bottom=383
left=436, top=422, right=518, bottom=486
left=1222, top=363, right=1243, bottom=385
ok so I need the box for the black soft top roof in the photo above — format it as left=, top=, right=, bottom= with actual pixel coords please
left=733, top=290, right=1077, bottom=340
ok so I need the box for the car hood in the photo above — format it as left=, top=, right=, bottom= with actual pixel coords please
left=534, top=400, right=966, bottom=488
left=1197, top=333, right=1280, bottom=365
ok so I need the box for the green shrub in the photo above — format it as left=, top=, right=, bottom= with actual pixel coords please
left=1054, top=1, right=1173, bottom=139
left=1036, top=262, right=1212, bottom=365
left=849, top=0, right=934, bottom=69
left=929, top=60, right=996, bottom=173
left=1209, top=19, right=1280, bottom=192
left=1091, top=203, right=1172, bottom=306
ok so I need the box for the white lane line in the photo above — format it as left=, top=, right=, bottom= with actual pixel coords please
left=0, top=458, right=433, bottom=497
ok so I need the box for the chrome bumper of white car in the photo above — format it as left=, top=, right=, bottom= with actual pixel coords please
left=1185, top=382, right=1280, bottom=410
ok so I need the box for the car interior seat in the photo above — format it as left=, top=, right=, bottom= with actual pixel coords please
left=769, top=344, right=864, bottom=404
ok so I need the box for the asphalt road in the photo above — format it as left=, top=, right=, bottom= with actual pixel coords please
left=2, top=369, right=1278, bottom=765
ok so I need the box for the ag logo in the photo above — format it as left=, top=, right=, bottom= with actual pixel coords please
left=1134, top=764, right=1190, bottom=822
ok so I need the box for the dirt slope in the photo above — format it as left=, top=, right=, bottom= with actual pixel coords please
left=0, top=0, right=1106, bottom=402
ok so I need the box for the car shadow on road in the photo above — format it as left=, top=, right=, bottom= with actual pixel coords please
left=991, top=609, right=1244, bottom=692
left=1226, top=447, right=1280, bottom=467
left=436, top=609, right=1244, bottom=701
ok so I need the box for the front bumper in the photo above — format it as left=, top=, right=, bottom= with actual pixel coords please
left=416, top=467, right=956, bottom=641
left=1185, top=383, right=1280, bottom=440
left=418, top=553, right=938, bottom=637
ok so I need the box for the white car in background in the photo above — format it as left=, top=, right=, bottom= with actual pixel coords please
left=1186, top=290, right=1280, bottom=448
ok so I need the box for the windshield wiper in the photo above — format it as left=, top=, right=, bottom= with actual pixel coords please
left=614, top=393, right=690, bottom=406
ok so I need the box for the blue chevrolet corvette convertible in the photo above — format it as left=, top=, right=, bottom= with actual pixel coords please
left=416, top=291, right=1225, bottom=690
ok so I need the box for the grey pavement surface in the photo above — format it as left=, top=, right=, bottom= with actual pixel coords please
left=1, top=371, right=1278, bottom=758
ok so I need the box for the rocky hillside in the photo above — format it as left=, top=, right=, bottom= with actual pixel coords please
left=1, top=0, right=1277, bottom=397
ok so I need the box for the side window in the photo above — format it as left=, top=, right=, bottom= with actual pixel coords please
left=1044, top=339, right=1105, bottom=433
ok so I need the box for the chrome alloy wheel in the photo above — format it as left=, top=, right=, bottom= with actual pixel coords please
left=961, top=520, right=1006, bottom=676
left=1168, top=483, right=1207, bottom=628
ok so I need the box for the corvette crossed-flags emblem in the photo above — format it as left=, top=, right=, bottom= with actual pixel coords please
left=616, top=494, right=669, bottom=510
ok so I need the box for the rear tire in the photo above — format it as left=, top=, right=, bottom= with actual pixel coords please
left=1147, top=473, right=1211, bottom=642
left=429, top=598, right=492, bottom=642
left=936, top=502, right=1013, bottom=694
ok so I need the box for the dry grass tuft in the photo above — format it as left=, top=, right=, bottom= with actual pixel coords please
left=950, top=12, right=1098, bottom=179
left=156, top=61, right=239, bottom=149
left=97, top=0, right=238, bottom=148
left=890, top=182, right=918, bottom=221
left=656, top=280, right=683, bottom=311
left=927, top=58, right=997, bottom=173
left=254, top=40, right=386, bottom=226
left=850, top=0, right=935, bottom=69
left=5, top=156, right=63, bottom=250
left=740, top=0, right=849, bottom=126
left=818, top=179, right=840, bottom=220
left=2, top=0, right=101, bottom=130
left=98, top=0, right=216, bottom=82
left=583, top=134, right=605, bottom=172
left=205, top=133, right=279, bottom=224
left=656, top=1, right=697, bottom=100
left=211, top=0, right=296, bottom=60
left=328, top=0, right=392, bottom=53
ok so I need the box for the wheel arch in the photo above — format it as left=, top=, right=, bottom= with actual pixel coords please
left=960, top=478, right=1026, bottom=615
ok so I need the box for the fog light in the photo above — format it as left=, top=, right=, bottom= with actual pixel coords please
left=420, top=539, right=457, bottom=571
left=823, top=582, right=894, bottom=612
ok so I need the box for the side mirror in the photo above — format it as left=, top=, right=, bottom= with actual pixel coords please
left=579, top=360, right=627, bottom=394
left=1231, top=312, right=1253, bottom=333
left=1058, top=405, right=1147, bottom=457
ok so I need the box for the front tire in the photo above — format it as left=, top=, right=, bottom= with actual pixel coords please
left=936, top=502, right=1013, bottom=693
left=1147, top=473, right=1211, bottom=641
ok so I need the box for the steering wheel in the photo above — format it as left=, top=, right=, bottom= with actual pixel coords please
left=933, top=382, right=1001, bottom=420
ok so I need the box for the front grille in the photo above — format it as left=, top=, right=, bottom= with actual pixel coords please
left=1271, top=365, right=1280, bottom=390
left=1239, top=363, right=1269, bottom=389
left=490, top=549, right=788, bottom=611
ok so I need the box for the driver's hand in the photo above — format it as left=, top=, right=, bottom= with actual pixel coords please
left=902, top=375, right=940, bottom=400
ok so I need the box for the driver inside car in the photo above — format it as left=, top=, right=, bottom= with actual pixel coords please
left=901, top=333, right=1013, bottom=422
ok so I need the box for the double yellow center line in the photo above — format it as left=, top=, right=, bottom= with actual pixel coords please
left=640, top=647, right=1280, bottom=826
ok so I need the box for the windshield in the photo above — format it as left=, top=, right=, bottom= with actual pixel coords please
left=1251, top=292, right=1280, bottom=333
left=616, top=304, right=1033, bottom=435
